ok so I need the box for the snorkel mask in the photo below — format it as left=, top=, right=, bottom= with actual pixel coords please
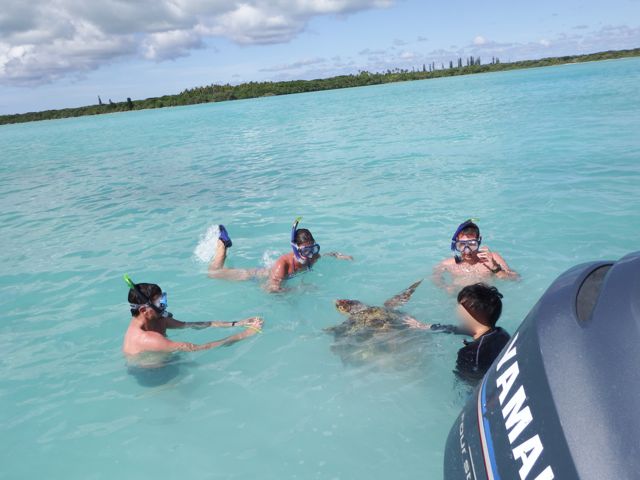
left=156, top=292, right=168, bottom=311
left=450, top=219, right=482, bottom=263
left=124, top=274, right=171, bottom=317
left=291, top=217, right=321, bottom=262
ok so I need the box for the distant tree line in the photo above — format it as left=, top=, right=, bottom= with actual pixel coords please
left=1, top=48, right=639, bottom=125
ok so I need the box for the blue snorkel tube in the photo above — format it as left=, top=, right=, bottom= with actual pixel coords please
left=291, top=216, right=303, bottom=260
left=290, top=216, right=321, bottom=266
left=451, top=219, right=481, bottom=263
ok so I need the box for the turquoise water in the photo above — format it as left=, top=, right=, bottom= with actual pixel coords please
left=1, top=58, right=639, bottom=479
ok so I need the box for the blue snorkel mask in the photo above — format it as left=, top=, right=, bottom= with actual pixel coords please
left=291, top=217, right=321, bottom=262
left=450, top=219, right=482, bottom=263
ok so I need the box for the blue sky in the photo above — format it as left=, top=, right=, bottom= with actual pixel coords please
left=1, top=0, right=639, bottom=114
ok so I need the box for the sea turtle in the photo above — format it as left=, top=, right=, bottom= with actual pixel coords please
left=325, top=280, right=423, bottom=366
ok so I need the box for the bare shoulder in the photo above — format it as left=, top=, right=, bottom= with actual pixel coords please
left=488, top=249, right=506, bottom=261
left=139, top=330, right=167, bottom=344
left=269, top=254, right=291, bottom=279
left=273, top=254, right=290, bottom=270
left=124, top=326, right=164, bottom=355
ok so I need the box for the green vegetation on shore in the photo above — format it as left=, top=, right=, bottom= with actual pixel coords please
left=2, top=48, right=639, bottom=126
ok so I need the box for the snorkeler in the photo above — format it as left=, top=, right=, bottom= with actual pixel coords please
left=433, top=219, right=518, bottom=292
left=122, top=276, right=263, bottom=356
left=208, top=218, right=352, bottom=293
left=404, top=283, right=511, bottom=384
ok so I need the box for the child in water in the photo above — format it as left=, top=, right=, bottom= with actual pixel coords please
left=208, top=219, right=352, bottom=292
left=405, top=283, right=511, bottom=383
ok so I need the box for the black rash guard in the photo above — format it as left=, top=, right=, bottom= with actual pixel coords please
left=429, top=324, right=511, bottom=384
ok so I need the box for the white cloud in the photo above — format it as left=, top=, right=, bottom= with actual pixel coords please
left=260, top=57, right=327, bottom=72
left=0, top=0, right=394, bottom=85
left=142, top=30, right=204, bottom=61
left=358, top=48, right=387, bottom=55
left=0, top=19, right=137, bottom=86
left=204, top=4, right=304, bottom=45
left=466, top=25, right=640, bottom=60
left=473, top=35, right=487, bottom=46
left=266, top=24, right=640, bottom=81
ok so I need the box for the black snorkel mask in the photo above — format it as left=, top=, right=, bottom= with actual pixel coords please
left=291, top=217, right=320, bottom=262
left=450, top=219, right=482, bottom=263
left=124, top=274, right=170, bottom=317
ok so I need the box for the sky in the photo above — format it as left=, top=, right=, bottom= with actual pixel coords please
left=1, top=0, right=639, bottom=114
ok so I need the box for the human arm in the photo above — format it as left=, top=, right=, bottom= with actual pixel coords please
left=140, top=319, right=263, bottom=352
left=403, top=317, right=467, bottom=335
left=265, top=257, right=288, bottom=293
left=403, top=317, right=432, bottom=330
left=165, top=316, right=261, bottom=330
left=477, top=249, right=519, bottom=279
left=321, top=252, right=354, bottom=261
left=491, top=252, right=519, bottom=279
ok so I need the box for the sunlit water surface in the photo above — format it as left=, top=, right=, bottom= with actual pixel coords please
left=1, top=58, right=639, bottom=479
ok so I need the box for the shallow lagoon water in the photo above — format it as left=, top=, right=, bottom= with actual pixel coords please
left=1, top=58, right=639, bottom=479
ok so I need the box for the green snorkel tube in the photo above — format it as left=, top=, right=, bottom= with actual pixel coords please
left=123, top=273, right=136, bottom=290
left=123, top=273, right=163, bottom=315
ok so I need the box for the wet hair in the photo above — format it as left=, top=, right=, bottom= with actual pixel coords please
left=294, top=228, right=315, bottom=245
left=458, top=223, right=480, bottom=239
left=457, top=283, right=503, bottom=328
left=128, top=282, right=161, bottom=317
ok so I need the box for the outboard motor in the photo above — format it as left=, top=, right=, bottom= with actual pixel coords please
left=443, top=251, right=640, bottom=480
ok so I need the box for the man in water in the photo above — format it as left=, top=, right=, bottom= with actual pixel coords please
left=405, top=283, right=510, bottom=383
left=123, top=280, right=263, bottom=356
left=208, top=219, right=352, bottom=292
left=433, top=219, right=518, bottom=292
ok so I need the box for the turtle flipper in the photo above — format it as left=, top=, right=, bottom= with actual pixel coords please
left=324, top=323, right=348, bottom=339
left=383, top=279, right=423, bottom=309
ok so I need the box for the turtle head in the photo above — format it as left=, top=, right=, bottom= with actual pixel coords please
left=335, top=299, right=367, bottom=315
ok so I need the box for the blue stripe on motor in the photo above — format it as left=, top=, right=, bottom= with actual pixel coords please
left=481, top=377, right=502, bottom=480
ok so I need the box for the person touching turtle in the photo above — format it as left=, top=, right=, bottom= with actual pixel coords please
left=405, top=283, right=510, bottom=384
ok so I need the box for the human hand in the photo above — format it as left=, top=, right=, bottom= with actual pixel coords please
left=236, top=317, right=251, bottom=327
left=325, top=252, right=354, bottom=261
left=243, top=317, right=264, bottom=334
left=477, top=247, right=498, bottom=268
left=403, top=317, right=423, bottom=329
